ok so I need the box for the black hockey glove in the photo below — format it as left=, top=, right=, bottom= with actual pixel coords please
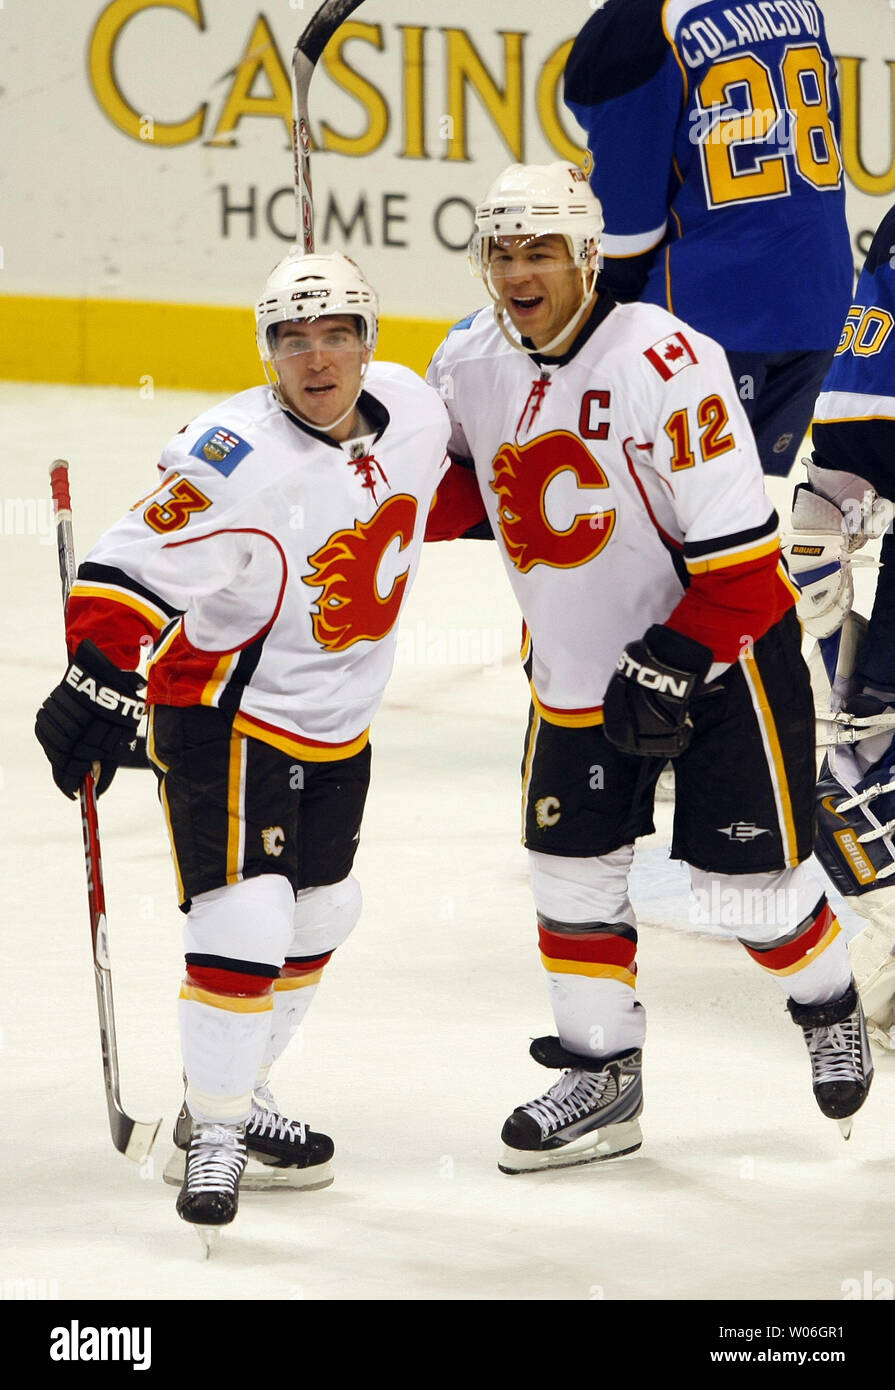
left=35, top=639, right=146, bottom=799
left=602, top=624, right=713, bottom=759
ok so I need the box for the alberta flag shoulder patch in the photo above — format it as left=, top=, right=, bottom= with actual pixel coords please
left=643, top=332, right=697, bottom=380
left=189, top=427, right=253, bottom=475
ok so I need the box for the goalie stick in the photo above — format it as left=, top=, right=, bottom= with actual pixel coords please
left=49, top=460, right=161, bottom=1163
left=291, top=0, right=367, bottom=249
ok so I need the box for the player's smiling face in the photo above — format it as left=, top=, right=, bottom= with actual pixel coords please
left=488, top=234, right=585, bottom=349
left=272, top=315, right=371, bottom=439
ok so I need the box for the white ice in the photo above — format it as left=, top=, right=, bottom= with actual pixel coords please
left=3, top=382, right=893, bottom=1303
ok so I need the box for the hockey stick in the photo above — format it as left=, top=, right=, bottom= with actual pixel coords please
left=49, top=460, right=161, bottom=1163
left=291, top=0, right=367, bottom=250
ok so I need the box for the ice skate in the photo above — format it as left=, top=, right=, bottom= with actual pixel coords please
left=499, top=1037, right=643, bottom=1174
left=788, top=981, right=873, bottom=1138
left=176, top=1121, right=247, bottom=1242
left=164, top=1084, right=334, bottom=1191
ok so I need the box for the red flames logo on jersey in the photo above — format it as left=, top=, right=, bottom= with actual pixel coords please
left=490, top=430, right=615, bottom=573
left=303, top=494, right=418, bottom=651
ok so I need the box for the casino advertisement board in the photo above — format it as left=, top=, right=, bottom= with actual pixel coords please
left=2, top=0, right=894, bottom=384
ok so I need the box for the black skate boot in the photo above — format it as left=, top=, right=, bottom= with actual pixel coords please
left=241, top=1082, right=334, bottom=1188
left=499, top=1037, right=643, bottom=1174
left=788, top=981, right=874, bottom=1138
left=176, top=1121, right=247, bottom=1227
left=164, top=1083, right=334, bottom=1191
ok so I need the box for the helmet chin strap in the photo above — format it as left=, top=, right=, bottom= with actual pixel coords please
left=487, top=266, right=598, bottom=357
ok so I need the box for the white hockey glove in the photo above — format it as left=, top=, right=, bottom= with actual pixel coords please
left=781, top=460, right=886, bottom=639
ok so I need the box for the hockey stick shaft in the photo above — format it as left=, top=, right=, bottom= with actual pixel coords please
left=49, top=461, right=160, bottom=1163
left=291, top=0, right=367, bottom=250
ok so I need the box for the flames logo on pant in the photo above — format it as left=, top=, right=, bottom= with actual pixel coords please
left=490, top=430, right=615, bottom=573
left=303, top=493, right=418, bottom=651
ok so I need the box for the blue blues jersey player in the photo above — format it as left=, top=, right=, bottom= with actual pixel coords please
left=783, top=205, right=895, bottom=1050
left=564, top=0, right=852, bottom=476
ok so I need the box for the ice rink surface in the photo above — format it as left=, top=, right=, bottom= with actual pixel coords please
left=3, top=383, right=894, bottom=1319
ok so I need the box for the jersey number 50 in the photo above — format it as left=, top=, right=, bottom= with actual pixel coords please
left=697, top=44, right=842, bottom=208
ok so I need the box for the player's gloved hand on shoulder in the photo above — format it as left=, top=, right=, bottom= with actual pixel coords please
left=35, top=639, right=146, bottom=798
left=602, top=624, right=714, bottom=759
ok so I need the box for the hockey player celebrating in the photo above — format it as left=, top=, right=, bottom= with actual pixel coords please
left=783, top=203, right=895, bottom=1050
left=426, top=162, right=872, bottom=1172
left=35, top=251, right=450, bottom=1232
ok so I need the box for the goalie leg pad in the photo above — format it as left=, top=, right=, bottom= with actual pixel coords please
left=848, top=913, right=895, bottom=1048
left=814, top=749, right=895, bottom=1046
left=815, top=753, right=895, bottom=901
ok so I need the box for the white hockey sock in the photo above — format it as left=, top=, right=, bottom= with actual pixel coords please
left=256, top=876, right=362, bottom=1083
left=181, top=875, right=296, bottom=1122
left=690, top=863, right=853, bottom=1006
left=544, top=972, right=646, bottom=1059
left=529, top=848, right=644, bottom=1059
left=258, top=980, right=319, bottom=1075
left=180, top=989, right=274, bottom=1124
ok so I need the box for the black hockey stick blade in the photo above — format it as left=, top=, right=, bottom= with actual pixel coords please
left=291, top=0, right=367, bottom=250
left=295, top=0, right=366, bottom=66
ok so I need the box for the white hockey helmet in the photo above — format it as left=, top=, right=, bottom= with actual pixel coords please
left=469, top=163, right=604, bottom=354
left=255, top=249, right=379, bottom=363
left=469, top=162, right=603, bottom=278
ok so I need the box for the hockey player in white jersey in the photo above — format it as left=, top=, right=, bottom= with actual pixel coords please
left=35, top=251, right=450, bottom=1231
left=426, top=163, right=872, bottom=1171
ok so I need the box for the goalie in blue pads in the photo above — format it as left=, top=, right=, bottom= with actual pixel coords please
left=783, top=204, right=895, bottom=1048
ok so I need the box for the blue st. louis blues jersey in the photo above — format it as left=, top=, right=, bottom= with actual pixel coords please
left=812, top=204, right=895, bottom=497
left=564, top=0, right=852, bottom=352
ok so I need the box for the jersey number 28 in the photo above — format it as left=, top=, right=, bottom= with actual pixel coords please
left=697, top=43, right=842, bottom=208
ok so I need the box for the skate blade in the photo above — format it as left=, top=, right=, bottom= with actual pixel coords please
left=498, top=1118, right=643, bottom=1174
left=194, top=1226, right=221, bottom=1259
left=164, top=1148, right=334, bottom=1191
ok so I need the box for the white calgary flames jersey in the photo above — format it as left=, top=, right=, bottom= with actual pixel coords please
left=428, top=301, right=794, bottom=722
left=67, top=366, right=450, bottom=760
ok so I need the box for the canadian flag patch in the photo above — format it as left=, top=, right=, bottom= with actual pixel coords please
left=644, top=332, right=697, bottom=380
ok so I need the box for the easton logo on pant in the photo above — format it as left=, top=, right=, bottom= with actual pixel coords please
left=717, top=822, right=772, bottom=841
